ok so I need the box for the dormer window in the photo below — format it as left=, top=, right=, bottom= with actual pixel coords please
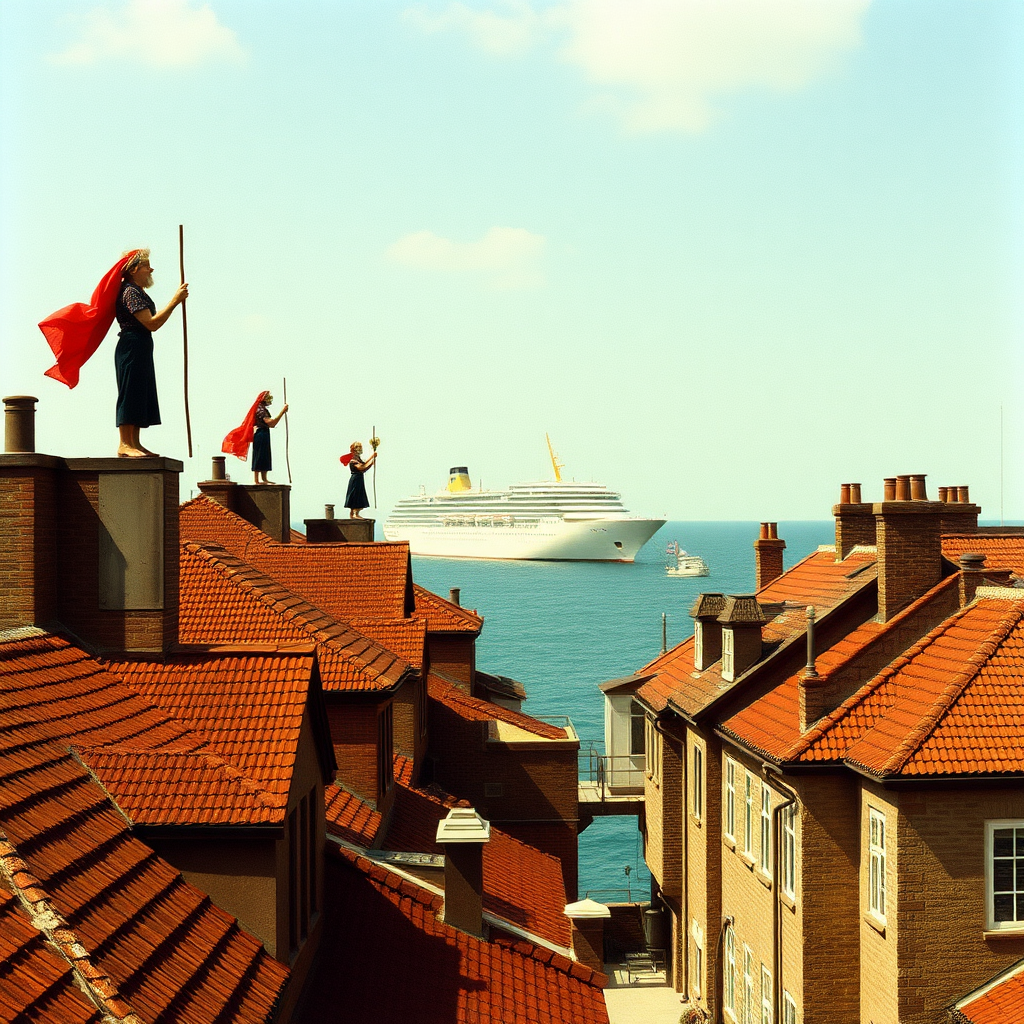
left=722, top=629, right=735, bottom=679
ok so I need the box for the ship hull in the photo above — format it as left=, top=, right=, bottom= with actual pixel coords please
left=382, top=516, right=664, bottom=561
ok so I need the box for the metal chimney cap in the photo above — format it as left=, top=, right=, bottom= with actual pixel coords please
left=563, top=898, right=611, bottom=920
left=436, top=807, right=491, bottom=844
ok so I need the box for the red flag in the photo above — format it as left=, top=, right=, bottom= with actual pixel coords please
left=222, top=391, right=269, bottom=461
left=39, top=252, right=139, bottom=388
left=339, top=452, right=354, bottom=466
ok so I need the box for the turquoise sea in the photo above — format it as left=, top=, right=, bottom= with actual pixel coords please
left=411, top=519, right=837, bottom=900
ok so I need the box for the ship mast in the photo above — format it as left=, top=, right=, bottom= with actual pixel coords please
left=545, top=433, right=564, bottom=483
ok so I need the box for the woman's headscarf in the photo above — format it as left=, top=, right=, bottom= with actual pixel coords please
left=38, top=251, right=140, bottom=388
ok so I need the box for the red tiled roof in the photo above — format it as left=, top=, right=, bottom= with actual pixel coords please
left=636, top=548, right=878, bottom=718
left=325, top=783, right=383, bottom=848
left=180, top=496, right=414, bottom=620
left=394, top=752, right=415, bottom=786
left=0, top=634, right=289, bottom=1023
left=414, top=584, right=483, bottom=634
left=106, top=653, right=313, bottom=810
left=942, top=534, right=1024, bottom=576
left=303, top=846, right=608, bottom=1024
left=955, top=958, right=1024, bottom=1023
left=429, top=675, right=569, bottom=740
left=180, top=543, right=412, bottom=692
left=384, top=781, right=572, bottom=948
left=352, top=617, right=428, bottom=669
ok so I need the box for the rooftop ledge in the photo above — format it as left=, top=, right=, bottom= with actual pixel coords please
left=487, top=718, right=579, bottom=748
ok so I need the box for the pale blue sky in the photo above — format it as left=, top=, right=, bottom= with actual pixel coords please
left=2, top=0, right=1021, bottom=520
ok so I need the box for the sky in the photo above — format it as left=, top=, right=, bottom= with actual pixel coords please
left=1, top=0, right=1022, bottom=521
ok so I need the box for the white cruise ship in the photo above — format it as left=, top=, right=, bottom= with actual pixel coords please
left=383, top=439, right=664, bottom=562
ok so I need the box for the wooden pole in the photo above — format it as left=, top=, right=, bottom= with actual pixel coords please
left=283, top=377, right=292, bottom=485
left=178, top=225, right=193, bottom=458
left=371, top=423, right=377, bottom=508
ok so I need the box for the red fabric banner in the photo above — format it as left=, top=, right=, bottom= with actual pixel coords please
left=222, top=391, right=269, bottom=460
left=339, top=452, right=354, bottom=466
left=39, top=252, right=138, bottom=388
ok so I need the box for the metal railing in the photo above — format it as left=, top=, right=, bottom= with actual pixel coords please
left=583, top=887, right=648, bottom=906
left=578, top=745, right=646, bottom=800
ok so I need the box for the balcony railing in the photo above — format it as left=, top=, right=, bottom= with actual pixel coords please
left=579, top=745, right=646, bottom=800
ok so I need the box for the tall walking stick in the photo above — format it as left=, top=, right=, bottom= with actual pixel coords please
left=178, top=225, right=193, bottom=458
left=283, top=377, right=292, bottom=484
left=370, top=426, right=380, bottom=508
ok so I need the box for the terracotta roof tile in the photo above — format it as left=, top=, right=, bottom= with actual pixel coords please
left=943, top=534, right=1024, bottom=576
left=637, top=548, right=878, bottom=717
left=428, top=675, right=569, bottom=740
left=304, top=846, right=608, bottom=1024
left=0, top=634, right=289, bottom=1023
left=413, top=585, right=484, bottom=634
left=394, top=752, right=415, bottom=786
left=956, top=958, right=1024, bottom=1023
left=180, top=543, right=412, bottom=692
left=351, top=617, right=428, bottom=669
left=325, top=783, right=383, bottom=847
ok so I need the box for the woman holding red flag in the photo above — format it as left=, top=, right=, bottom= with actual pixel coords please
left=38, top=247, right=188, bottom=458
left=221, top=391, right=288, bottom=484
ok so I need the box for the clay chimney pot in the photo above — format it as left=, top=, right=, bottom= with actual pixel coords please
left=840, top=484, right=852, bottom=504
left=850, top=483, right=862, bottom=504
left=910, top=474, right=928, bottom=501
left=883, top=477, right=897, bottom=501
left=958, top=485, right=970, bottom=503
left=895, top=475, right=911, bottom=501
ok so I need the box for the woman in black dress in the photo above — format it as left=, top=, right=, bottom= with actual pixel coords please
left=252, top=393, right=289, bottom=484
left=344, top=441, right=377, bottom=519
left=114, top=249, right=188, bottom=458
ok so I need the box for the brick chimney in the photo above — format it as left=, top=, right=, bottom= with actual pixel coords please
left=564, top=898, right=610, bottom=973
left=874, top=474, right=945, bottom=623
left=833, top=482, right=875, bottom=560
left=938, top=484, right=981, bottom=535
left=436, top=807, right=490, bottom=937
left=690, top=593, right=726, bottom=670
left=753, top=522, right=786, bottom=590
left=0, top=398, right=181, bottom=652
left=197, top=456, right=239, bottom=512
left=717, top=595, right=766, bottom=683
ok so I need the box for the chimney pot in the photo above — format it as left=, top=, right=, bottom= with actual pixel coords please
left=840, top=484, right=852, bottom=504
left=759, top=522, right=769, bottom=540
left=4, top=395, right=38, bottom=453
left=768, top=522, right=778, bottom=540
left=883, top=477, right=897, bottom=501
left=958, top=485, right=970, bottom=503
left=895, top=475, right=911, bottom=501
left=324, top=503, right=335, bottom=520
left=450, top=587, right=461, bottom=606
left=850, top=483, right=862, bottom=504
left=938, top=486, right=948, bottom=503
left=211, top=455, right=227, bottom=481
left=910, top=474, right=928, bottom=501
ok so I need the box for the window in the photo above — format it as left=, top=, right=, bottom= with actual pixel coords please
left=693, top=743, right=704, bottom=821
left=691, top=920, right=703, bottom=999
left=725, top=759, right=736, bottom=840
left=695, top=622, right=704, bottom=666
left=419, top=674, right=428, bottom=737
left=782, top=803, right=797, bottom=898
left=987, top=820, right=1024, bottom=930
left=645, top=714, right=662, bottom=784
left=744, top=773, right=754, bottom=857
left=760, top=786, right=772, bottom=874
left=377, top=703, right=394, bottom=799
left=723, top=628, right=735, bottom=678
left=783, top=991, right=797, bottom=1024
left=869, top=808, right=886, bottom=920
left=630, top=700, right=645, bottom=756
left=743, top=948, right=755, bottom=1024
left=761, top=966, right=773, bottom=1024
left=724, top=924, right=736, bottom=1014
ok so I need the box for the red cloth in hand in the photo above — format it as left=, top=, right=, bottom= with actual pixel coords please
left=222, top=391, right=269, bottom=460
left=39, top=252, right=138, bottom=388
left=339, top=452, right=354, bottom=466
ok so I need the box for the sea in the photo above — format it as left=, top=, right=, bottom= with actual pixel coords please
left=410, top=519, right=837, bottom=901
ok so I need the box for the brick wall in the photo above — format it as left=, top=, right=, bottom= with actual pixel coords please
left=833, top=503, right=876, bottom=560
left=392, top=673, right=428, bottom=775
left=875, top=503, right=944, bottom=622
left=428, top=637, right=475, bottom=690
left=327, top=700, right=390, bottom=807
left=754, top=538, right=786, bottom=591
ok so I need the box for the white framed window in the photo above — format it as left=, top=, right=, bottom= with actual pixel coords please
left=869, top=808, right=886, bottom=920
left=645, top=715, right=662, bottom=784
left=987, top=820, right=1024, bottom=930
left=782, top=803, right=797, bottom=898
left=723, top=628, right=735, bottom=678
left=695, top=623, right=704, bottom=667
left=691, top=919, right=704, bottom=998
left=760, top=786, right=772, bottom=874
left=783, top=991, right=797, bottom=1024
left=743, top=947, right=755, bottom=1024
left=724, top=924, right=736, bottom=1014
left=744, top=773, right=754, bottom=857
left=761, top=965, right=773, bottom=1024
left=693, top=743, right=704, bottom=821
left=725, top=759, right=736, bottom=840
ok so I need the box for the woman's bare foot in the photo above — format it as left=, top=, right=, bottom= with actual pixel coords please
left=137, top=445, right=159, bottom=457
left=117, top=444, right=148, bottom=458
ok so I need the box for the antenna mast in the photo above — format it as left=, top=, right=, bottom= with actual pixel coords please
left=546, top=433, right=564, bottom=483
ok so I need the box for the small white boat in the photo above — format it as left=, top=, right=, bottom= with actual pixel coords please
left=665, top=540, right=709, bottom=577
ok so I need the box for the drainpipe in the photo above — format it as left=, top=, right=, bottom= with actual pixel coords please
left=764, top=766, right=798, bottom=1024
left=654, top=715, right=684, bottom=997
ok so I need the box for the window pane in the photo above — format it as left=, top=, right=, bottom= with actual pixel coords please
left=994, top=893, right=1014, bottom=921
left=631, top=707, right=645, bottom=755
left=993, top=829, right=1014, bottom=857
left=1016, top=829, right=1024, bottom=856
left=994, top=861, right=1014, bottom=891
left=1016, top=860, right=1024, bottom=890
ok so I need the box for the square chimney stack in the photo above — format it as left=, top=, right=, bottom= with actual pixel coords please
left=753, top=522, right=786, bottom=590
left=436, top=807, right=490, bottom=938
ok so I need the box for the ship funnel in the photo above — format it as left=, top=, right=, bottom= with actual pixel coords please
left=448, top=466, right=472, bottom=493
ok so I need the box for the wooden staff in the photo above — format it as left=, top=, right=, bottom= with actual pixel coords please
left=283, top=377, right=292, bottom=484
left=371, top=424, right=378, bottom=508
left=178, top=224, right=193, bottom=458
